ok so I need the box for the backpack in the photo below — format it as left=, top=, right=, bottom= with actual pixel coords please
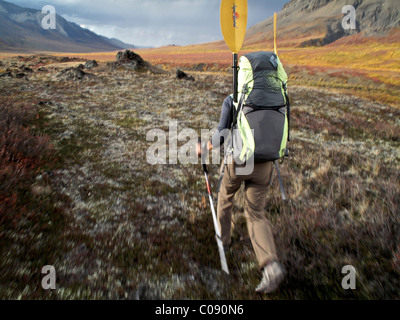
left=231, top=51, right=290, bottom=163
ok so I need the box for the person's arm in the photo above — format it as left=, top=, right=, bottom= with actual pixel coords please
left=210, top=95, right=233, bottom=148
left=197, top=95, right=233, bottom=157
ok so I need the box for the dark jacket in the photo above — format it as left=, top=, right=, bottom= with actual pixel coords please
left=210, top=95, right=234, bottom=148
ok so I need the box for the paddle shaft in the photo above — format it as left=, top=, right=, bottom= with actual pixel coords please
left=274, top=12, right=278, bottom=55
left=233, top=53, right=239, bottom=103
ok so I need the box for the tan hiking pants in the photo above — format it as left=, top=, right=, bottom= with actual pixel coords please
left=217, top=158, right=278, bottom=269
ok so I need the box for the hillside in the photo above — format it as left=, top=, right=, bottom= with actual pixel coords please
left=245, top=0, right=400, bottom=48
left=0, top=0, right=134, bottom=53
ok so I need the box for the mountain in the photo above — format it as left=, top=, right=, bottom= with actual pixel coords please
left=0, top=0, right=135, bottom=52
left=244, top=0, right=400, bottom=48
left=99, top=36, right=136, bottom=50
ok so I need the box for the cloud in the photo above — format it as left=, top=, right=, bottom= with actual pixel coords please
left=6, top=0, right=287, bottom=47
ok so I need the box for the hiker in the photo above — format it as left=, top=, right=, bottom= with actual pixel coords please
left=197, top=51, right=289, bottom=294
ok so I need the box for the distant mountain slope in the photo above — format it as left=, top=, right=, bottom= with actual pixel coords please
left=0, top=0, right=135, bottom=52
left=244, top=0, right=400, bottom=47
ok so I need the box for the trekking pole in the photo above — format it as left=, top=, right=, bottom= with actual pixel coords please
left=274, top=160, right=287, bottom=201
left=273, top=13, right=288, bottom=201
left=200, top=141, right=229, bottom=274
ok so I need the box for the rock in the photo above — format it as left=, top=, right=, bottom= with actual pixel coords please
left=113, top=50, right=147, bottom=71
left=176, top=69, right=194, bottom=81
left=20, top=66, right=33, bottom=73
left=123, top=61, right=141, bottom=71
left=57, top=67, right=92, bottom=80
left=116, top=50, right=144, bottom=64
left=176, top=69, right=186, bottom=79
left=74, top=69, right=86, bottom=80
left=0, top=72, right=13, bottom=77
left=85, top=60, right=98, bottom=69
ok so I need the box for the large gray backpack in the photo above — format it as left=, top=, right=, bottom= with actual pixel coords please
left=233, top=51, right=290, bottom=163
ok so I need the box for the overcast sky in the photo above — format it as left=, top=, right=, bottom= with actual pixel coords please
left=6, top=0, right=288, bottom=47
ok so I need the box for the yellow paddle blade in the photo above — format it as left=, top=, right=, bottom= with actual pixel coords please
left=274, top=12, right=278, bottom=55
left=220, top=0, right=248, bottom=53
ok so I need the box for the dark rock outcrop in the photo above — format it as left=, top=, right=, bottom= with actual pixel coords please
left=116, top=50, right=144, bottom=64
left=0, top=71, right=13, bottom=77
left=85, top=60, right=98, bottom=70
left=19, top=66, right=33, bottom=73
left=176, top=69, right=194, bottom=81
left=112, top=50, right=148, bottom=72
left=57, top=66, right=93, bottom=81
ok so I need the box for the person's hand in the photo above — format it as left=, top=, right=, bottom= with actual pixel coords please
left=207, top=140, right=213, bottom=152
left=196, top=140, right=213, bottom=158
left=196, top=141, right=202, bottom=158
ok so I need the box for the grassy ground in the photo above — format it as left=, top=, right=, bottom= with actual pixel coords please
left=0, top=53, right=399, bottom=299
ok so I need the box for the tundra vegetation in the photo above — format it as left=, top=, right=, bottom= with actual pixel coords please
left=0, top=47, right=399, bottom=299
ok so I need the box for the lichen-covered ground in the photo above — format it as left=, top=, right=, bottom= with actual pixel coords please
left=0, top=54, right=399, bottom=299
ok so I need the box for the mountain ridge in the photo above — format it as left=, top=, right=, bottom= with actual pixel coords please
left=245, top=0, right=400, bottom=48
left=0, top=0, right=135, bottom=53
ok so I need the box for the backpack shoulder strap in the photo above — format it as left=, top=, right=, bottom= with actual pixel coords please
left=231, top=83, right=248, bottom=130
left=282, top=82, right=290, bottom=142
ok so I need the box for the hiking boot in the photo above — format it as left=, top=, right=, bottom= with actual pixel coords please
left=255, top=261, right=285, bottom=294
